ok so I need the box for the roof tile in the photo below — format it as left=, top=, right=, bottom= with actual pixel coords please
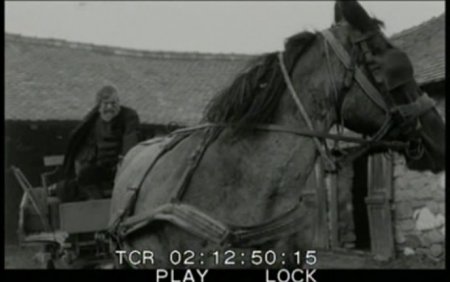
left=5, top=34, right=254, bottom=124
left=390, top=13, right=445, bottom=85
left=6, top=14, right=445, bottom=123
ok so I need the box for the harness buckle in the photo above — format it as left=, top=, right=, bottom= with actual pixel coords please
left=323, top=158, right=339, bottom=173
left=389, top=107, right=405, bottom=125
left=406, top=138, right=425, bottom=160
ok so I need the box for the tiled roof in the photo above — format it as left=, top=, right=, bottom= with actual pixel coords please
left=390, top=13, right=445, bottom=85
left=5, top=13, right=445, bottom=124
left=5, top=33, right=254, bottom=125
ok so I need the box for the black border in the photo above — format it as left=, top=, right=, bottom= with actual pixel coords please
left=3, top=1, right=449, bottom=281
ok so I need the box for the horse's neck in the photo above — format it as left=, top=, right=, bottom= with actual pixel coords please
left=235, top=89, right=335, bottom=220
left=271, top=89, right=335, bottom=185
left=270, top=40, right=337, bottom=191
left=186, top=54, right=336, bottom=224
left=200, top=91, right=335, bottom=223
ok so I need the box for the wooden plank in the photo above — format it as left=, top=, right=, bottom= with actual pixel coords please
left=43, top=155, right=64, bottom=167
left=59, top=199, right=111, bottom=234
left=368, top=153, right=393, bottom=197
left=22, top=231, right=68, bottom=245
left=366, top=153, right=394, bottom=259
left=366, top=200, right=394, bottom=258
left=21, top=188, right=50, bottom=235
left=312, top=161, right=329, bottom=249
left=11, top=166, right=52, bottom=233
left=326, top=172, right=339, bottom=248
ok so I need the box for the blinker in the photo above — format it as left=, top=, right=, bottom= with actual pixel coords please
left=381, top=50, right=414, bottom=91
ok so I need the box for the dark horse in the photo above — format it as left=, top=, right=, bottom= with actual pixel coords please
left=108, top=1, right=445, bottom=268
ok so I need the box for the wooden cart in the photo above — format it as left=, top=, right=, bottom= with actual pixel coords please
left=11, top=156, right=114, bottom=269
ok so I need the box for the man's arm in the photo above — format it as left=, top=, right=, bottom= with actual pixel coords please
left=121, top=108, right=141, bottom=155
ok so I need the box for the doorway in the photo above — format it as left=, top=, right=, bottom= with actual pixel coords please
left=351, top=155, right=371, bottom=250
left=336, top=152, right=395, bottom=258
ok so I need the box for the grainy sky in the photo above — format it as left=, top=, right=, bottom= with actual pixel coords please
left=5, top=1, right=445, bottom=54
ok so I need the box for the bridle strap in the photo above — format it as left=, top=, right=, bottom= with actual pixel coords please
left=277, top=52, right=337, bottom=171
left=321, top=30, right=388, bottom=112
left=170, top=123, right=408, bottom=149
left=323, top=36, right=344, bottom=128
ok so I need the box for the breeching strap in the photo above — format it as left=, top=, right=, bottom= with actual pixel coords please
left=114, top=195, right=312, bottom=248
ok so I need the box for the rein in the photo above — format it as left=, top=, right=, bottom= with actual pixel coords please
left=171, top=123, right=408, bottom=150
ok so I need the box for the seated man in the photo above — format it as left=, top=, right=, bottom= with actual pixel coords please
left=51, top=85, right=141, bottom=202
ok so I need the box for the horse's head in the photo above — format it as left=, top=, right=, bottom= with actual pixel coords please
left=203, top=0, right=444, bottom=173
left=325, top=1, right=445, bottom=173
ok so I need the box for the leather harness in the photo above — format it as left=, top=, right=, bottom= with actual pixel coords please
left=108, top=29, right=436, bottom=261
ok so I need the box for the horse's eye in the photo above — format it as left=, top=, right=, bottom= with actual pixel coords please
left=370, top=46, right=383, bottom=56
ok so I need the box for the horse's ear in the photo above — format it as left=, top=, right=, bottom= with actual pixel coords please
left=334, top=1, right=345, bottom=24
left=334, top=0, right=378, bottom=31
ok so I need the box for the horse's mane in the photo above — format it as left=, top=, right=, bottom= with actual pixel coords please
left=203, top=31, right=317, bottom=137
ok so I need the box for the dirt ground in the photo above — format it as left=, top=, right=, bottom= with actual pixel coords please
left=5, top=244, right=444, bottom=269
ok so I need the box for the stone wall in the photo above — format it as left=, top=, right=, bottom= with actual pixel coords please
left=321, top=91, right=445, bottom=259
left=392, top=155, right=445, bottom=260
left=392, top=90, right=446, bottom=261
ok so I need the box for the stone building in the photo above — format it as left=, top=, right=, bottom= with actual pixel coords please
left=389, top=13, right=445, bottom=260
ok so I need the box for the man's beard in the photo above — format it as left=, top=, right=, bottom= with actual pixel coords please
left=100, top=108, right=119, bottom=122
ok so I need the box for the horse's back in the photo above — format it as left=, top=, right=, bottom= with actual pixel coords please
left=109, top=135, right=176, bottom=227
left=109, top=131, right=205, bottom=227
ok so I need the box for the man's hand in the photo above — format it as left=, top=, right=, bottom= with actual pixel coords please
left=48, top=183, right=58, bottom=196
